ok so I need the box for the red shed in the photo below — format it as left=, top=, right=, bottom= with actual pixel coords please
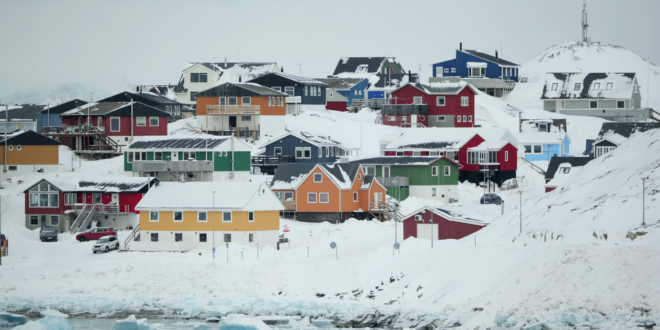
left=402, top=206, right=487, bottom=241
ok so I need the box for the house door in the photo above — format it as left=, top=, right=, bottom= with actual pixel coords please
left=229, top=116, right=237, bottom=128
left=436, top=67, right=443, bottom=77
left=172, top=151, right=178, bottom=160
left=417, top=223, right=438, bottom=241
left=274, top=147, right=282, bottom=157
left=411, top=115, right=418, bottom=124
left=112, top=193, right=119, bottom=204
left=373, top=192, right=382, bottom=207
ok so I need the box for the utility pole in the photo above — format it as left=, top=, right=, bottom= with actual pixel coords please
left=213, top=191, right=216, bottom=262
left=519, top=191, right=523, bottom=234
left=642, top=178, right=647, bottom=226
left=582, top=0, right=589, bottom=42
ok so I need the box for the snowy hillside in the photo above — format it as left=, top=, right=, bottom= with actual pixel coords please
left=508, top=41, right=660, bottom=110
left=0, top=83, right=109, bottom=105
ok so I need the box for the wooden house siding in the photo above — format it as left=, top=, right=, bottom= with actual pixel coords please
left=296, top=167, right=341, bottom=213
left=372, top=159, right=459, bottom=186
left=0, top=145, right=59, bottom=165
left=139, top=210, right=279, bottom=232
left=248, top=75, right=326, bottom=105
left=391, top=85, right=475, bottom=128
left=402, top=209, right=485, bottom=240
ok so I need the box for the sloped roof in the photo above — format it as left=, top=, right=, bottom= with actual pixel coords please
left=0, top=104, right=46, bottom=121
left=60, top=102, right=170, bottom=117
left=98, top=91, right=182, bottom=105
left=541, top=72, right=637, bottom=100
left=596, top=122, right=660, bottom=140
left=39, top=99, right=88, bottom=115
left=545, top=157, right=593, bottom=180
left=462, top=50, right=520, bottom=66
left=195, top=62, right=277, bottom=72
left=385, top=128, right=516, bottom=150
left=127, top=136, right=230, bottom=149
left=517, top=133, right=570, bottom=144
left=332, top=57, right=404, bottom=75
left=25, top=174, right=157, bottom=193
left=0, top=130, right=61, bottom=146
left=392, top=81, right=478, bottom=95
left=265, top=131, right=352, bottom=149
left=314, top=77, right=367, bottom=90
left=195, top=82, right=288, bottom=98
left=270, top=163, right=361, bottom=190
left=401, top=205, right=488, bottom=226
left=250, top=72, right=328, bottom=86
left=135, top=182, right=284, bottom=211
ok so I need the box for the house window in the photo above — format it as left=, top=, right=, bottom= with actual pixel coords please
left=198, top=211, right=207, bottom=222
left=383, top=166, right=390, bottom=177
left=248, top=212, right=254, bottom=222
left=505, top=151, right=509, bottom=161
left=17, top=145, right=21, bottom=151
left=463, top=115, right=467, bottom=122
left=64, top=193, right=76, bottom=205
left=249, top=233, right=254, bottom=242
left=242, top=97, right=251, bottom=105
left=136, top=117, right=146, bottom=126
left=524, top=145, right=532, bottom=153
left=110, top=117, right=120, bottom=132
left=468, top=115, right=473, bottom=122
left=314, top=173, right=323, bottom=183
left=174, top=211, right=183, bottom=222
left=356, top=64, right=369, bottom=73
left=190, top=73, right=207, bottom=83
left=432, top=166, right=438, bottom=176
left=437, top=97, right=445, bottom=106
left=593, top=83, right=600, bottom=90
left=574, top=83, right=581, bottom=91
left=174, top=233, right=183, bottom=242
left=561, top=167, right=571, bottom=174
left=421, top=115, right=425, bottom=120
left=127, top=152, right=134, bottom=163
left=437, top=116, right=446, bottom=122
left=50, top=215, right=59, bottom=226
left=8, top=145, right=12, bottom=151
left=295, top=147, right=303, bottom=158
left=606, top=83, right=613, bottom=90
left=224, top=234, right=231, bottom=243
left=272, top=86, right=281, bottom=92
left=241, top=116, right=251, bottom=121
left=488, top=151, right=497, bottom=163
left=358, top=173, right=362, bottom=180
left=228, top=97, right=237, bottom=105
left=199, top=233, right=207, bottom=242
left=461, top=97, right=469, bottom=106
left=362, top=166, right=375, bottom=176
left=617, top=101, right=625, bottom=109
left=444, top=68, right=449, bottom=73
left=155, top=152, right=162, bottom=160
left=444, top=166, right=450, bottom=176
left=590, top=101, right=598, bottom=109
left=150, top=211, right=159, bottom=222
left=413, top=97, right=423, bottom=105
left=92, top=193, right=101, bottom=204
left=149, top=117, right=159, bottom=126
left=457, top=116, right=462, bottom=123
left=534, top=145, right=542, bottom=153
left=469, top=67, right=484, bottom=77
left=304, top=147, right=311, bottom=158
left=551, top=83, right=558, bottom=91
left=451, top=68, right=456, bottom=73
left=319, top=193, right=329, bottom=203
left=223, top=211, right=232, bottom=222
left=285, top=86, right=295, bottom=96
left=151, top=233, right=158, bottom=242
left=432, top=188, right=436, bottom=196
left=387, top=116, right=396, bottom=121
left=219, top=97, right=226, bottom=106
left=353, top=191, right=358, bottom=202
left=29, top=215, right=39, bottom=226
left=307, top=193, right=317, bottom=203
left=274, top=147, right=282, bottom=157
left=284, top=192, right=293, bottom=201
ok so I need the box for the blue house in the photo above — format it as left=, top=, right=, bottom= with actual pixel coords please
left=431, top=44, right=520, bottom=97
left=251, top=131, right=358, bottom=175
left=36, top=99, right=87, bottom=132
left=248, top=72, right=328, bottom=112
left=315, top=78, right=369, bottom=110
left=519, top=133, right=571, bottom=162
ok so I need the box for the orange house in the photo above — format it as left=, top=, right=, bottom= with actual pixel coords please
left=270, top=163, right=387, bottom=223
left=195, top=82, right=288, bottom=137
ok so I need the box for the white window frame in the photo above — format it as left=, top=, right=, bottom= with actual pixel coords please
left=461, top=97, right=469, bottom=106
left=319, top=192, right=330, bottom=204
left=150, top=211, right=159, bottom=222
left=436, top=96, right=445, bottom=106
left=64, top=193, right=77, bottom=206
left=50, top=215, right=59, bottom=226
left=295, top=147, right=303, bottom=158
left=551, top=83, right=558, bottom=91
left=17, top=145, right=21, bottom=151
left=303, top=147, right=311, bottom=159
left=574, top=83, right=581, bottom=91
left=457, top=116, right=462, bottom=123
left=505, top=151, right=509, bottom=161
left=314, top=173, right=323, bottom=183
left=248, top=211, right=254, bottom=222
left=174, top=211, right=183, bottom=222
left=353, top=191, right=358, bottom=202
left=358, top=173, right=362, bottom=180
left=110, top=117, right=121, bottom=132
left=149, top=117, right=159, bottom=127
left=136, top=117, right=146, bottom=126
left=307, top=193, right=317, bottom=204
left=197, top=211, right=207, bottom=222
left=444, top=166, right=450, bottom=176
left=432, top=166, right=438, bottom=176
left=242, top=97, right=251, bottom=105
left=451, top=68, right=456, bottom=73
left=8, top=145, right=13, bottom=151
left=272, top=86, right=282, bottom=92
left=285, top=86, right=295, bottom=96
left=468, top=115, right=473, bottom=122
left=222, top=211, right=232, bottom=223
left=432, top=187, right=436, bottom=196
left=413, top=97, right=423, bottom=105
left=606, top=82, right=613, bottom=90
left=383, top=166, right=390, bottom=177
left=437, top=115, right=446, bottom=122
left=593, top=83, right=600, bottom=90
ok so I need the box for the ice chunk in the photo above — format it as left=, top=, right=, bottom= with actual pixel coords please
left=504, top=315, right=518, bottom=327
left=494, top=312, right=510, bottom=325
left=220, top=315, right=271, bottom=330
left=13, top=316, right=74, bottom=330
left=586, top=313, right=604, bottom=324
left=0, top=312, right=28, bottom=327
left=208, top=305, right=235, bottom=317
left=111, top=315, right=151, bottom=330
left=40, top=309, right=69, bottom=318
left=523, top=322, right=550, bottom=330
left=560, top=311, right=585, bottom=326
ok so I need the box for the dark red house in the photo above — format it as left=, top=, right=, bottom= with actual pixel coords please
left=382, top=128, right=518, bottom=187
left=24, top=174, right=158, bottom=233
left=402, top=206, right=487, bottom=241
left=382, top=82, right=478, bottom=128
left=60, top=102, right=169, bottom=146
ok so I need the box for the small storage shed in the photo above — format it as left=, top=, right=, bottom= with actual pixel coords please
left=402, top=206, right=487, bottom=241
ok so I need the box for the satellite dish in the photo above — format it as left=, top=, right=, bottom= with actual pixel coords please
left=330, top=242, right=337, bottom=249
left=394, top=242, right=400, bottom=250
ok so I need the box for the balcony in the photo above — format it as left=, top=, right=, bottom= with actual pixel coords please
left=381, top=104, right=428, bottom=115
left=72, top=203, right=129, bottom=215
left=251, top=155, right=295, bottom=167
left=281, top=200, right=296, bottom=211
left=375, top=176, right=409, bottom=188
left=132, top=160, right=213, bottom=173
left=207, top=105, right=260, bottom=115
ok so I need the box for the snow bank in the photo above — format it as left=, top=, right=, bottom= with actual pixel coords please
left=220, top=314, right=271, bottom=330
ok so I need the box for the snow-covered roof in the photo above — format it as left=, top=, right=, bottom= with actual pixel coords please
left=392, top=81, right=478, bottom=95
left=402, top=205, right=489, bottom=226
left=517, top=133, right=569, bottom=144
left=314, top=77, right=367, bottom=90
left=595, top=133, right=627, bottom=146
left=264, top=131, right=357, bottom=149
left=196, top=82, right=288, bottom=98
left=252, top=72, right=328, bottom=86
left=126, top=135, right=252, bottom=152
left=60, top=102, right=170, bottom=117
left=135, top=182, right=283, bottom=211
left=541, top=72, right=637, bottom=100
left=332, top=57, right=404, bottom=75
left=270, top=163, right=362, bottom=190
left=25, top=174, right=157, bottom=193
left=384, top=128, right=518, bottom=150
left=351, top=156, right=463, bottom=168
left=468, top=140, right=510, bottom=151
left=461, top=49, right=520, bottom=67
left=545, top=157, right=593, bottom=180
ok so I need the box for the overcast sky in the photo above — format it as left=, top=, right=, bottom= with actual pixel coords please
left=1, top=0, right=658, bottom=97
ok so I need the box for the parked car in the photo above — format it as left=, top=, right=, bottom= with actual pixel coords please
left=480, top=193, right=503, bottom=205
left=93, top=235, right=120, bottom=253
left=39, top=227, right=58, bottom=242
left=76, top=227, right=117, bottom=242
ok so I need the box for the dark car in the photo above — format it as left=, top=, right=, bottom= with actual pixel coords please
left=76, top=227, right=117, bottom=242
left=480, top=193, right=503, bottom=205
left=39, top=227, right=58, bottom=242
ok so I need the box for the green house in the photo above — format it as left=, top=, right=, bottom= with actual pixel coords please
left=352, top=157, right=462, bottom=203
left=123, top=136, right=252, bottom=182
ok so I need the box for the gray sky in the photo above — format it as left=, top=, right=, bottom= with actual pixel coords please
left=1, top=0, right=658, bottom=97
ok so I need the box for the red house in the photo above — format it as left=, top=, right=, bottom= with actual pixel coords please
left=382, top=128, right=518, bottom=187
left=402, top=206, right=487, bottom=241
left=60, top=102, right=170, bottom=146
left=24, top=174, right=158, bottom=233
left=382, top=82, right=478, bottom=128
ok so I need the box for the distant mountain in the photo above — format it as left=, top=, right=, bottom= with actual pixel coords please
left=0, top=83, right=109, bottom=105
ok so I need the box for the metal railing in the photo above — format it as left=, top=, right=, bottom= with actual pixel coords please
left=72, top=203, right=127, bottom=214
left=207, top=105, right=260, bottom=115
left=381, top=104, right=428, bottom=115
left=400, top=122, right=427, bottom=128
left=41, top=125, right=105, bottom=135
left=251, top=155, right=295, bottom=166
left=132, top=160, right=213, bottom=172
left=375, top=176, right=409, bottom=188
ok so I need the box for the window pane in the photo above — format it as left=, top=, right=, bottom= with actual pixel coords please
left=308, top=194, right=316, bottom=203
left=30, top=194, right=39, bottom=207
left=191, top=73, right=199, bottom=82
left=111, top=118, right=119, bottom=131
left=534, top=145, right=542, bottom=153
left=249, top=212, right=254, bottom=221
left=40, top=194, right=49, bottom=207
left=150, top=212, right=158, bottom=220
left=284, top=192, right=293, bottom=201
left=199, top=212, right=206, bottom=221
left=223, top=212, right=231, bottom=221
left=51, top=216, right=59, bottom=226
left=224, top=234, right=231, bottom=242
left=200, top=73, right=208, bottom=82
left=296, top=148, right=303, bottom=158
left=30, top=216, right=39, bottom=225
left=150, top=117, right=158, bottom=126
left=199, top=233, right=207, bottom=242
left=304, top=148, right=311, bottom=158
left=525, top=145, right=532, bottom=153
left=175, top=233, right=183, bottom=242
left=39, top=181, right=48, bottom=191
left=242, top=97, right=250, bottom=105
left=50, top=194, right=59, bottom=207
left=320, top=193, right=329, bottom=203
left=174, top=212, right=182, bottom=221
left=151, top=233, right=158, bottom=242
left=229, top=97, right=237, bottom=105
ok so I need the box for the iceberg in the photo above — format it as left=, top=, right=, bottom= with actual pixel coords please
left=220, top=314, right=271, bottom=330
left=0, top=312, right=28, bottom=327
left=494, top=312, right=510, bottom=325
left=111, top=315, right=152, bottom=330
left=13, top=316, right=73, bottom=330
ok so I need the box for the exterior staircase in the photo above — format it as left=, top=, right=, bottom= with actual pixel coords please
left=70, top=204, right=99, bottom=234
left=518, top=157, right=546, bottom=176
left=370, top=198, right=405, bottom=222
left=374, top=115, right=382, bottom=124
left=651, top=109, right=660, bottom=122
left=122, top=224, right=141, bottom=251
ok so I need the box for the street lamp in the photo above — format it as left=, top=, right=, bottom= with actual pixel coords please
left=519, top=190, right=523, bottom=234
left=642, top=178, right=647, bottom=227
left=213, top=191, right=216, bottom=262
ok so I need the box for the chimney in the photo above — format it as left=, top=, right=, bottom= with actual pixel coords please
left=281, top=67, right=284, bottom=73
left=495, top=50, right=498, bottom=58
left=224, top=57, right=227, bottom=68
left=460, top=42, right=462, bottom=51
left=239, top=76, right=242, bottom=82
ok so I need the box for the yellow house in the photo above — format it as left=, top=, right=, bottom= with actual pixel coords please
left=133, top=182, right=284, bottom=251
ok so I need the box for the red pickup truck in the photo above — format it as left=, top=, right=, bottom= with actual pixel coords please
left=76, top=228, right=117, bottom=242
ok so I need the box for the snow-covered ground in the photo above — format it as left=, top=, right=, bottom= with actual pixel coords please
left=1, top=41, right=659, bottom=329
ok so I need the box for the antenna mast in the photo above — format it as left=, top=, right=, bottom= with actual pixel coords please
left=582, top=0, right=590, bottom=42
